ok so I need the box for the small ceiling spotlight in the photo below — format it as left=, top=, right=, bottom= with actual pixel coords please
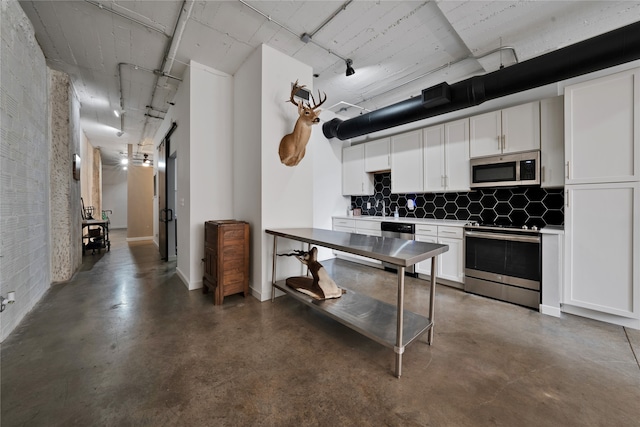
left=121, top=158, right=128, bottom=165
left=116, top=131, right=124, bottom=137
left=345, top=59, right=355, bottom=77
left=113, top=109, right=120, bottom=117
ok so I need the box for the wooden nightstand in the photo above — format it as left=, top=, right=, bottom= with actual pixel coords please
left=202, top=220, right=250, bottom=305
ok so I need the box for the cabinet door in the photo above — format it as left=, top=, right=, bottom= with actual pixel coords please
left=444, top=118, right=470, bottom=192
left=415, top=235, right=437, bottom=275
left=565, top=68, right=639, bottom=184
left=438, top=237, right=464, bottom=283
left=540, top=97, right=565, bottom=188
left=423, top=125, right=445, bottom=192
left=564, top=182, right=639, bottom=318
left=501, top=101, right=540, bottom=154
left=391, top=130, right=424, bottom=193
left=364, top=138, right=390, bottom=172
left=342, top=145, right=373, bottom=195
left=470, top=110, right=501, bottom=158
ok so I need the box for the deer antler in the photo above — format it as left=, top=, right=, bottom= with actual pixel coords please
left=288, top=80, right=306, bottom=107
left=309, top=90, right=327, bottom=110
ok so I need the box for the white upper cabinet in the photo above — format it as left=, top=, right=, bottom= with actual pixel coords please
left=391, top=129, right=424, bottom=193
left=470, top=101, right=540, bottom=158
left=540, top=96, right=565, bottom=188
left=424, top=118, right=470, bottom=192
left=423, top=125, right=446, bottom=192
left=469, top=110, right=501, bottom=158
left=444, top=118, right=470, bottom=192
left=364, top=138, right=390, bottom=172
left=342, top=145, right=374, bottom=196
left=565, top=68, right=639, bottom=184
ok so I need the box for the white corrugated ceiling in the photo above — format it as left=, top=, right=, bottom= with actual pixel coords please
left=17, top=0, right=640, bottom=164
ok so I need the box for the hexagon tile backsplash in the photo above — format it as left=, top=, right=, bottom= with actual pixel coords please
left=351, top=173, right=564, bottom=227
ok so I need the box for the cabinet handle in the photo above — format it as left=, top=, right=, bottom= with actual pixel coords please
left=541, top=166, right=545, bottom=183
left=497, top=136, right=501, bottom=150
left=566, top=190, right=569, bottom=207
left=502, top=135, right=506, bottom=151
left=566, top=161, right=570, bottom=179
left=440, top=230, right=457, bottom=235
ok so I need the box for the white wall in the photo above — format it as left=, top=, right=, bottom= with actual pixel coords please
left=312, top=110, right=351, bottom=261
left=0, top=0, right=50, bottom=341
left=102, top=165, right=128, bottom=229
left=153, top=61, right=234, bottom=289
left=187, top=61, right=234, bottom=288
left=233, top=45, right=263, bottom=298
left=232, top=45, right=316, bottom=301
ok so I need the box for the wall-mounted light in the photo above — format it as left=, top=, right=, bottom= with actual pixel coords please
left=345, top=59, right=355, bottom=76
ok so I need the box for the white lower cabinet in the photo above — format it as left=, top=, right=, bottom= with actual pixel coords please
left=415, top=225, right=464, bottom=285
left=415, top=234, right=437, bottom=275
left=563, top=182, right=640, bottom=326
left=333, top=219, right=381, bottom=265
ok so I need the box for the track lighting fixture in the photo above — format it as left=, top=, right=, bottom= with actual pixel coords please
left=345, top=59, right=355, bottom=77
left=143, top=154, right=150, bottom=167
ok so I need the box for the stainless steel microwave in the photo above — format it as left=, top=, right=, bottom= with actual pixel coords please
left=470, top=151, right=540, bottom=188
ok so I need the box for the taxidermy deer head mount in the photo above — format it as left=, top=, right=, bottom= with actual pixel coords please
left=278, top=80, right=326, bottom=167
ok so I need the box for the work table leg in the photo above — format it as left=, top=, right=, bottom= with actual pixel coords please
left=394, top=266, right=406, bottom=378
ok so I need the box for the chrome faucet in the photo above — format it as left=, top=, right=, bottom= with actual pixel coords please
left=376, top=200, right=386, bottom=217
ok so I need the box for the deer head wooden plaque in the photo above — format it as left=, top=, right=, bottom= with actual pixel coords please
left=278, top=80, right=326, bottom=167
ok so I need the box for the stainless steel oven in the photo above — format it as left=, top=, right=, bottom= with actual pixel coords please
left=470, top=150, right=540, bottom=188
left=464, top=225, right=541, bottom=309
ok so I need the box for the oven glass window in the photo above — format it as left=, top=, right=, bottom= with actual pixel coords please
left=472, top=162, right=517, bottom=183
left=465, top=236, right=506, bottom=275
left=505, top=240, right=540, bottom=281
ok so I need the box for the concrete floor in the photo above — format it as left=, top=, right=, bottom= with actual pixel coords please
left=2, top=229, right=639, bottom=426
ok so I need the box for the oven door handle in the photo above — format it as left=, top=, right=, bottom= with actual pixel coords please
left=464, top=230, right=540, bottom=243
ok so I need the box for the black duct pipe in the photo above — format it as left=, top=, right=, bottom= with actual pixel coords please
left=323, top=20, right=640, bottom=140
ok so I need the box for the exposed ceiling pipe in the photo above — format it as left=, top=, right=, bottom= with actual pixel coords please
left=356, top=46, right=519, bottom=109
left=238, top=0, right=351, bottom=63
left=323, top=20, right=640, bottom=140
left=138, top=0, right=193, bottom=152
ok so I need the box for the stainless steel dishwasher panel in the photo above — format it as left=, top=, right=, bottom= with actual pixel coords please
left=381, top=222, right=416, bottom=275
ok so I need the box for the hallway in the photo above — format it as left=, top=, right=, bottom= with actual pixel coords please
left=2, top=229, right=640, bottom=426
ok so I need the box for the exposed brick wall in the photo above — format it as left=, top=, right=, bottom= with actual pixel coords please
left=49, top=70, right=82, bottom=282
left=0, top=0, right=50, bottom=341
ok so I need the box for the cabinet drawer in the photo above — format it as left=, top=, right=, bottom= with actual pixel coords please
left=356, top=220, right=380, bottom=231
left=438, top=226, right=463, bottom=239
left=333, top=218, right=356, bottom=228
left=333, top=226, right=355, bottom=233
left=415, top=224, right=438, bottom=237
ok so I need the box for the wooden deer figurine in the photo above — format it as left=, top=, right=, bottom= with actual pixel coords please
left=284, top=247, right=344, bottom=300
left=278, top=81, right=326, bottom=167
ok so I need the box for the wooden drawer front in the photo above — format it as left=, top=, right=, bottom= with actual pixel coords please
left=333, top=218, right=356, bottom=228
left=438, top=226, right=463, bottom=239
left=415, top=224, right=438, bottom=237
left=356, top=220, right=380, bottom=231
left=222, top=226, right=246, bottom=242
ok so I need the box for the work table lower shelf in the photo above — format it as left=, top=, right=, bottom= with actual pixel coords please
left=274, top=280, right=432, bottom=350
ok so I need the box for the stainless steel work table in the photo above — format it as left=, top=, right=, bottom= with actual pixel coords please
left=266, top=228, right=448, bottom=377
